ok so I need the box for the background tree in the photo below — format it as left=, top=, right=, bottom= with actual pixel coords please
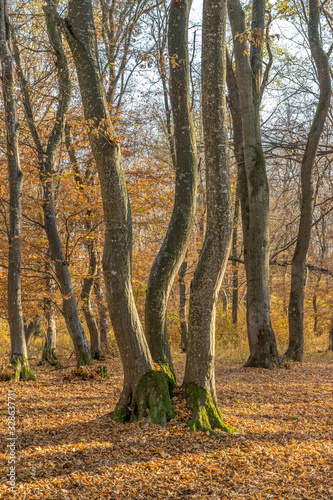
left=183, top=0, right=234, bottom=435
left=228, top=0, right=279, bottom=368
left=285, top=0, right=331, bottom=361
left=0, top=0, right=36, bottom=380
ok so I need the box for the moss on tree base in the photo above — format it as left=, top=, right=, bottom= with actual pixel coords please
left=111, top=370, right=175, bottom=426
left=11, top=355, right=37, bottom=381
left=76, top=346, right=93, bottom=368
left=156, top=361, right=177, bottom=393
left=40, top=347, right=61, bottom=368
left=184, top=382, right=236, bottom=439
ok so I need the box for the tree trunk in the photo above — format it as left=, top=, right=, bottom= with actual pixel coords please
left=144, top=0, right=197, bottom=385
left=13, top=4, right=92, bottom=367
left=228, top=0, right=279, bottom=368
left=25, top=317, right=42, bottom=345
left=231, top=185, right=240, bottom=324
left=65, top=122, right=102, bottom=359
left=183, top=0, right=235, bottom=436
left=0, top=1, right=36, bottom=381
left=81, top=242, right=101, bottom=360
left=178, top=255, right=188, bottom=352
left=313, top=274, right=321, bottom=333
left=56, top=0, right=174, bottom=424
left=285, top=0, right=331, bottom=362
left=94, top=269, right=111, bottom=351
left=329, top=315, right=333, bottom=351
left=40, top=254, right=60, bottom=367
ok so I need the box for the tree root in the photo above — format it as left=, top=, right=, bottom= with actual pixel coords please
left=111, top=370, right=175, bottom=426
left=11, top=355, right=37, bottom=381
left=40, top=347, right=62, bottom=368
left=244, top=326, right=280, bottom=369
left=184, top=382, right=236, bottom=439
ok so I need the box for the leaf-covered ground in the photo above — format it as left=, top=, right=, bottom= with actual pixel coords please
left=1, top=355, right=332, bottom=499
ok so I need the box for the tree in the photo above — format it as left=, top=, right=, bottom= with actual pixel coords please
left=0, top=0, right=36, bottom=380
left=13, top=3, right=93, bottom=367
left=227, top=0, right=279, bottom=368
left=145, top=0, right=198, bottom=384
left=285, top=0, right=331, bottom=361
left=183, top=0, right=235, bottom=435
left=50, top=0, right=174, bottom=425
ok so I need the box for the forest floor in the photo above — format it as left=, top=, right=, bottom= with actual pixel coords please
left=0, top=353, right=332, bottom=499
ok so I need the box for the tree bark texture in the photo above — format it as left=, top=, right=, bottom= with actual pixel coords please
left=178, top=255, right=188, bottom=352
left=0, top=0, right=36, bottom=381
left=13, top=4, right=92, bottom=367
left=183, top=0, right=234, bottom=435
left=58, top=0, right=174, bottom=424
left=231, top=184, right=240, bottom=324
left=65, top=121, right=102, bottom=360
left=228, top=0, right=279, bottom=368
left=94, top=269, right=111, bottom=350
left=145, top=0, right=197, bottom=380
left=285, top=0, right=331, bottom=362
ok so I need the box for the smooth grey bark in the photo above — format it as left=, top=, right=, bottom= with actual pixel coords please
left=52, top=0, right=174, bottom=424
left=329, top=316, right=333, bottom=351
left=145, top=0, right=197, bottom=380
left=0, top=0, right=35, bottom=381
left=13, top=5, right=92, bottom=367
left=312, top=274, right=321, bottom=333
left=25, top=317, right=42, bottom=345
left=226, top=49, right=250, bottom=328
left=228, top=0, right=279, bottom=368
left=40, top=253, right=60, bottom=366
left=94, top=269, right=111, bottom=350
left=183, top=0, right=234, bottom=435
left=231, top=184, right=240, bottom=324
left=65, top=122, right=101, bottom=359
left=285, top=0, right=331, bottom=362
left=178, top=255, right=188, bottom=352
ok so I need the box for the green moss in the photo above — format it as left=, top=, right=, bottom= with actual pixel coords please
left=76, top=346, right=93, bottom=367
left=11, top=355, right=37, bottom=382
left=184, top=382, right=236, bottom=439
left=110, top=403, right=131, bottom=423
left=157, top=361, right=177, bottom=393
left=41, top=347, right=61, bottom=368
left=134, top=370, right=175, bottom=426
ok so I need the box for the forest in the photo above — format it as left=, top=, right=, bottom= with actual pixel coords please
left=0, top=0, right=332, bottom=498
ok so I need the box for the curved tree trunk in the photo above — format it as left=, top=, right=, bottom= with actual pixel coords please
left=13, top=4, right=92, bottom=367
left=285, top=0, right=331, bottom=362
left=25, top=317, right=42, bottom=346
left=228, top=0, right=279, bottom=369
left=183, top=0, right=234, bottom=436
left=55, top=0, right=174, bottom=425
left=145, top=0, right=197, bottom=384
left=0, top=1, right=36, bottom=381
